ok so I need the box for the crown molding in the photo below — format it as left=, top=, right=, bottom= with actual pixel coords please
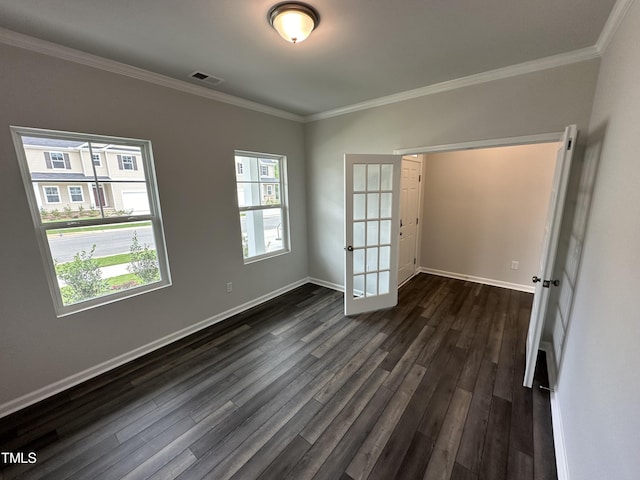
left=305, top=46, right=600, bottom=122
left=0, top=27, right=305, bottom=123
left=1, top=1, right=626, bottom=127
left=595, top=0, right=635, bottom=54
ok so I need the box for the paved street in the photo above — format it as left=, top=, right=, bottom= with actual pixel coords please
left=49, top=212, right=283, bottom=264
left=48, top=226, right=155, bottom=263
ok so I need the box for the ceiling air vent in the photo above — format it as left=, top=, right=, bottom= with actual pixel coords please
left=188, top=71, right=224, bottom=86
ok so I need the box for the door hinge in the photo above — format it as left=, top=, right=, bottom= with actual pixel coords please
left=567, top=138, right=573, bottom=151
left=418, top=174, right=421, bottom=182
left=416, top=217, right=419, bottom=225
left=413, top=258, right=416, bottom=265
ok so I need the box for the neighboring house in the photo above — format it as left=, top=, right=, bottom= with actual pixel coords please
left=235, top=156, right=280, bottom=206
left=23, top=137, right=150, bottom=216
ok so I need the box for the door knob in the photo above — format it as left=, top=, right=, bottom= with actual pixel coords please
left=532, top=276, right=541, bottom=283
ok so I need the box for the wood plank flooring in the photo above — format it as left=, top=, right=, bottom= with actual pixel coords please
left=0, top=274, right=557, bottom=480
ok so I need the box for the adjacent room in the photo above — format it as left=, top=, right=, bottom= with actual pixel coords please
left=1, top=0, right=639, bottom=479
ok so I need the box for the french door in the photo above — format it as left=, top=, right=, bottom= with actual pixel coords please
left=523, top=125, right=577, bottom=387
left=344, top=154, right=402, bottom=315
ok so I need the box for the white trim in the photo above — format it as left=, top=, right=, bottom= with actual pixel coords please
left=11, top=126, right=171, bottom=318
left=67, top=185, right=85, bottom=203
left=49, top=151, right=68, bottom=169
left=308, top=277, right=345, bottom=292
left=541, top=341, right=570, bottom=480
left=394, top=132, right=563, bottom=155
left=595, top=0, right=635, bottom=54
left=305, top=47, right=599, bottom=122
left=43, top=185, right=62, bottom=204
left=418, top=267, right=534, bottom=293
left=0, top=27, right=304, bottom=123
left=0, top=277, right=310, bottom=419
left=0, top=5, right=625, bottom=126
left=399, top=155, right=424, bottom=283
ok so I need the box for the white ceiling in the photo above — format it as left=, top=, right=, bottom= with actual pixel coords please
left=0, top=0, right=618, bottom=116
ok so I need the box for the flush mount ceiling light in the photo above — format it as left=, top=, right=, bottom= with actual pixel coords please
left=268, top=2, right=319, bottom=44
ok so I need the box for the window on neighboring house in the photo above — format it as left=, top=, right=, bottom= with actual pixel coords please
left=12, top=127, right=171, bottom=317
left=119, top=154, right=137, bottom=171
left=44, top=186, right=61, bottom=203
left=234, top=152, right=288, bottom=262
left=92, top=153, right=101, bottom=166
left=260, top=165, right=269, bottom=177
left=236, top=162, right=244, bottom=175
left=68, top=186, right=84, bottom=203
left=47, top=151, right=70, bottom=169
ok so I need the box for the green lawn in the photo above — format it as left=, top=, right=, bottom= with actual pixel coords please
left=47, top=221, right=151, bottom=236
left=57, top=251, right=156, bottom=268
left=94, top=253, right=132, bottom=268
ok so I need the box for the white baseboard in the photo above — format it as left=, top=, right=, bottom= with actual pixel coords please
left=308, top=277, right=345, bottom=292
left=418, top=267, right=534, bottom=293
left=541, top=341, right=570, bottom=480
left=0, top=277, right=310, bottom=419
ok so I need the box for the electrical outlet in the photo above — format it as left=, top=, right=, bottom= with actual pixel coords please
left=226, top=282, right=233, bottom=293
left=511, top=261, right=519, bottom=270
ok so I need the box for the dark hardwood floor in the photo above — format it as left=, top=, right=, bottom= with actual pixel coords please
left=0, top=274, right=557, bottom=480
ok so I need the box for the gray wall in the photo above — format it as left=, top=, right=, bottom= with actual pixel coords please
left=0, top=44, right=307, bottom=408
left=555, top=1, right=640, bottom=478
left=305, top=60, right=600, bottom=287
left=421, top=143, right=558, bottom=288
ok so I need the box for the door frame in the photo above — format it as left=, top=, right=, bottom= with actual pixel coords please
left=394, top=132, right=563, bottom=156
left=394, top=129, right=568, bottom=377
left=398, top=155, right=424, bottom=287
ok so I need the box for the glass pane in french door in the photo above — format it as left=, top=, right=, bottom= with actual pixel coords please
left=352, top=163, right=393, bottom=298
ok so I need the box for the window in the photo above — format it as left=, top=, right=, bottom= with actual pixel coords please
left=48, top=151, right=69, bottom=169
left=12, top=127, right=171, bottom=317
left=119, top=155, right=137, bottom=171
left=92, top=153, right=101, bottom=166
left=43, top=186, right=61, bottom=203
left=68, top=186, right=84, bottom=203
left=234, top=152, right=288, bottom=262
left=236, top=162, right=244, bottom=175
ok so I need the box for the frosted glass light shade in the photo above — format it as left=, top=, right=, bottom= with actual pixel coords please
left=269, top=3, right=319, bottom=44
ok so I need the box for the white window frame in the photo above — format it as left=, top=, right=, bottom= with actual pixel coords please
left=43, top=185, right=61, bottom=204
left=12, top=126, right=172, bottom=317
left=67, top=185, right=85, bottom=203
left=234, top=151, right=289, bottom=263
left=121, top=155, right=135, bottom=170
left=50, top=152, right=67, bottom=169
left=92, top=153, right=102, bottom=166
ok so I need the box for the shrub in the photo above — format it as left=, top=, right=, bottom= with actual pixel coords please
left=128, top=231, right=159, bottom=283
left=55, top=245, right=108, bottom=305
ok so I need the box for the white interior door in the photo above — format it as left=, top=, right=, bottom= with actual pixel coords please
left=345, top=154, right=402, bottom=315
left=523, top=125, right=577, bottom=387
left=398, top=156, right=421, bottom=285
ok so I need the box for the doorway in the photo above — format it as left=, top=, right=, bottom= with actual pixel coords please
left=398, top=155, right=422, bottom=286
left=394, top=128, right=575, bottom=387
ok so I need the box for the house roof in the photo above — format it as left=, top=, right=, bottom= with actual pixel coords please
left=31, top=173, right=111, bottom=182
left=0, top=0, right=619, bottom=116
left=21, top=137, right=85, bottom=149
